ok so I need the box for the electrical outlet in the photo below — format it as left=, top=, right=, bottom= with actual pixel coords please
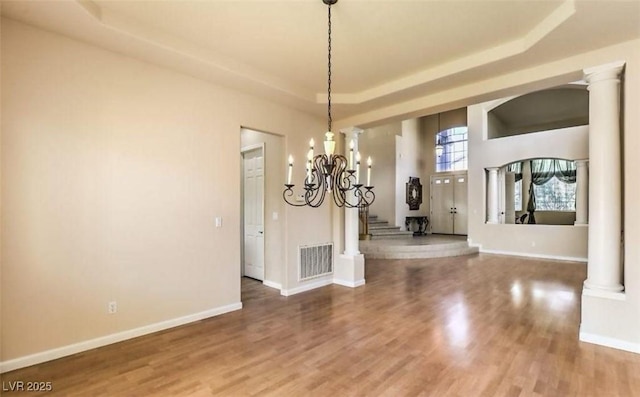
left=108, top=301, right=117, bottom=314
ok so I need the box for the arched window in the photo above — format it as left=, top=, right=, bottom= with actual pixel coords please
left=436, top=126, right=468, bottom=172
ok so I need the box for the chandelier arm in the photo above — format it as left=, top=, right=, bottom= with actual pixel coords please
left=283, top=185, right=311, bottom=207
left=359, top=186, right=376, bottom=208
left=302, top=154, right=328, bottom=207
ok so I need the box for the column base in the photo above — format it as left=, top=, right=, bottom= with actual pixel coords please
left=334, top=253, right=365, bottom=288
left=583, top=280, right=624, bottom=293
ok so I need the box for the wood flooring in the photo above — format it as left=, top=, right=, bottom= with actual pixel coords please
left=3, top=253, right=640, bottom=396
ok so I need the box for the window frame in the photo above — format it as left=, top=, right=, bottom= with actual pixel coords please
left=435, top=126, right=468, bottom=173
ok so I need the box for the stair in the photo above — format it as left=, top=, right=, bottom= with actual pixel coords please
left=366, top=215, right=413, bottom=239
left=361, top=215, right=479, bottom=259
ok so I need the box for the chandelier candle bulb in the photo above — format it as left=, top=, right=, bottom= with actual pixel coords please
left=356, top=152, right=361, bottom=184
left=349, top=140, right=354, bottom=169
left=288, top=155, right=293, bottom=185
left=309, top=138, right=314, bottom=159
left=307, top=149, right=313, bottom=182
left=367, top=157, right=372, bottom=186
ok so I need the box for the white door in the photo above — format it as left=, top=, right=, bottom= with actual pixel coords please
left=431, top=176, right=454, bottom=234
left=453, top=175, right=468, bottom=235
left=243, top=148, right=264, bottom=280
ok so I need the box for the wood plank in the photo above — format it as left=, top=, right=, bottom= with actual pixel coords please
left=3, top=254, right=640, bottom=396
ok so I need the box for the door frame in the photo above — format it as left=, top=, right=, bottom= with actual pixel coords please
left=241, top=143, right=265, bottom=279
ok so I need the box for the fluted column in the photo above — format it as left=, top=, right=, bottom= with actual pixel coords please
left=574, top=159, right=589, bottom=225
left=583, top=61, right=624, bottom=293
left=487, top=167, right=500, bottom=224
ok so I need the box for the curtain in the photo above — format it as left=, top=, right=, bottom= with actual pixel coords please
left=555, top=159, right=576, bottom=183
left=526, top=159, right=576, bottom=224
left=530, top=159, right=556, bottom=185
left=507, top=161, right=523, bottom=182
left=527, top=180, right=537, bottom=224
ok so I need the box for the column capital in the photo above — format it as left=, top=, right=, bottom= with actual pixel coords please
left=340, top=127, right=364, bottom=140
left=574, top=159, right=589, bottom=166
left=584, top=61, right=625, bottom=84
left=486, top=167, right=500, bottom=172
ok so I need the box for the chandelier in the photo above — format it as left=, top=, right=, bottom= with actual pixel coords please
left=283, top=0, right=375, bottom=208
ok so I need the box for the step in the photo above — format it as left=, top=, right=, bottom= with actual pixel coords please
left=368, top=220, right=388, bottom=225
left=359, top=236, right=479, bottom=259
left=363, top=246, right=479, bottom=259
left=368, top=225, right=402, bottom=231
left=363, top=240, right=470, bottom=253
left=369, top=231, right=415, bottom=239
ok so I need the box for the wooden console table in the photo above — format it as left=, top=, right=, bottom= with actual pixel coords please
left=405, top=216, right=429, bottom=236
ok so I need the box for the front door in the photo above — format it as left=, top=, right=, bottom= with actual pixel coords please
left=242, top=148, right=264, bottom=280
left=431, top=176, right=454, bottom=234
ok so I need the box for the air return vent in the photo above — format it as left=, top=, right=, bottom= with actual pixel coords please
left=299, top=243, right=333, bottom=281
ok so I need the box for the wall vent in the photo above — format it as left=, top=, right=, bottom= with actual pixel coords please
left=299, top=243, right=333, bottom=281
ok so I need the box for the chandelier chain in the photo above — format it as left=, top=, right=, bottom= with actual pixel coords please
left=327, top=3, right=332, bottom=132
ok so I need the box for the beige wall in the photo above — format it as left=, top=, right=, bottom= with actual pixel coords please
left=464, top=39, right=640, bottom=350
left=468, top=104, right=589, bottom=258
left=395, top=119, right=429, bottom=228
left=359, top=123, right=400, bottom=225
left=1, top=19, right=330, bottom=364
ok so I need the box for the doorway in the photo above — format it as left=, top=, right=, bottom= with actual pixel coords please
left=241, top=145, right=265, bottom=281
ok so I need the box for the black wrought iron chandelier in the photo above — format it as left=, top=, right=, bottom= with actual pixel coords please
left=283, top=0, right=375, bottom=208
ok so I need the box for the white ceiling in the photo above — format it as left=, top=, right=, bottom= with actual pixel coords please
left=2, top=0, right=639, bottom=124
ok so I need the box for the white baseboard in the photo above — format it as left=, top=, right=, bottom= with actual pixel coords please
left=333, top=278, right=366, bottom=288
left=479, top=247, right=587, bottom=263
left=280, top=278, right=333, bottom=296
left=580, top=330, right=640, bottom=354
left=262, top=280, right=282, bottom=291
left=0, top=302, right=242, bottom=374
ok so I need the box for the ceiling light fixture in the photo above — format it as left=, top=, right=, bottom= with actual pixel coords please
left=435, top=113, right=444, bottom=157
left=283, top=0, right=375, bottom=208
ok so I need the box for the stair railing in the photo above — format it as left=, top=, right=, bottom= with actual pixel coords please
left=359, top=206, right=370, bottom=239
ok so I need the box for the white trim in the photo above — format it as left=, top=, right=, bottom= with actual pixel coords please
left=280, top=278, right=333, bottom=296
left=479, top=247, right=587, bottom=263
left=582, top=288, right=626, bottom=301
left=0, top=302, right=242, bottom=374
left=240, top=143, right=265, bottom=153
left=333, top=278, right=366, bottom=288
left=262, top=280, right=282, bottom=290
left=579, top=329, right=640, bottom=354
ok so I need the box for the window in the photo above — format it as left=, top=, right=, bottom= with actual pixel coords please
left=436, top=126, right=468, bottom=172
left=514, top=179, right=523, bottom=211
left=533, top=177, right=576, bottom=211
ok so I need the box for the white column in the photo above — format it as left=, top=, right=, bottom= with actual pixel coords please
left=341, top=127, right=363, bottom=256
left=574, top=159, right=589, bottom=225
left=584, top=61, right=624, bottom=293
left=335, top=127, right=366, bottom=288
left=486, top=167, right=500, bottom=224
